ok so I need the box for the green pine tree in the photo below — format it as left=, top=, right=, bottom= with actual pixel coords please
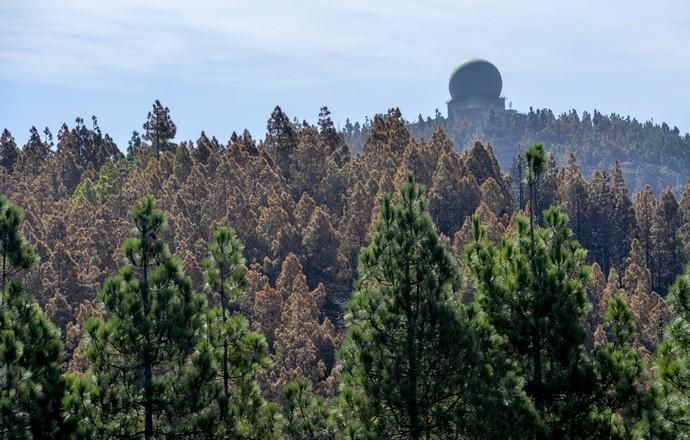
left=0, top=196, right=38, bottom=289
left=282, top=379, right=333, bottom=440
left=204, top=227, right=247, bottom=395
left=0, top=130, right=19, bottom=173
left=64, top=197, right=207, bottom=439
left=468, top=204, right=620, bottom=438
left=525, top=142, right=546, bottom=236
left=593, top=295, right=648, bottom=438
left=468, top=146, right=647, bottom=438
left=338, top=174, right=533, bottom=440
left=142, top=100, right=177, bottom=158
left=646, top=266, right=690, bottom=438
left=199, top=226, right=278, bottom=439
left=0, top=195, right=67, bottom=440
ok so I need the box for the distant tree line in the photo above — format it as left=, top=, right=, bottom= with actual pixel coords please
left=344, top=107, right=690, bottom=194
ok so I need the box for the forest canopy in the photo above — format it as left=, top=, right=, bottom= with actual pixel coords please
left=1, top=102, right=689, bottom=438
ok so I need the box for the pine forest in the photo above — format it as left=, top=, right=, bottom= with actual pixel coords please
left=1, top=102, right=690, bottom=439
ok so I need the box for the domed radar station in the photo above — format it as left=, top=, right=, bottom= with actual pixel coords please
left=447, top=58, right=507, bottom=121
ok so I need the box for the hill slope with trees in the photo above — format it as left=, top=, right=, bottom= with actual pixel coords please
left=1, top=103, right=689, bottom=437
left=345, top=108, right=690, bottom=195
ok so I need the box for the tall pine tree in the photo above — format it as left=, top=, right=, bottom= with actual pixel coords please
left=339, top=174, right=532, bottom=439
left=468, top=145, right=647, bottom=438
left=647, top=266, right=690, bottom=438
left=142, top=100, right=177, bottom=158
left=0, top=194, right=67, bottom=439
left=0, top=130, right=19, bottom=173
left=64, top=197, right=207, bottom=439
left=204, top=226, right=247, bottom=394
left=200, top=226, right=278, bottom=438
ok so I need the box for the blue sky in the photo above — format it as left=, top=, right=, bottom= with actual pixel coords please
left=1, top=0, right=689, bottom=147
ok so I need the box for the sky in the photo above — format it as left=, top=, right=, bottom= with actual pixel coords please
left=1, top=0, right=689, bottom=148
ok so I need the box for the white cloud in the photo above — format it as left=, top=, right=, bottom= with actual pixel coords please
left=1, top=0, right=689, bottom=92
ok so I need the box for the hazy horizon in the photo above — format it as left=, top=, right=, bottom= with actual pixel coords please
left=2, top=0, right=689, bottom=147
